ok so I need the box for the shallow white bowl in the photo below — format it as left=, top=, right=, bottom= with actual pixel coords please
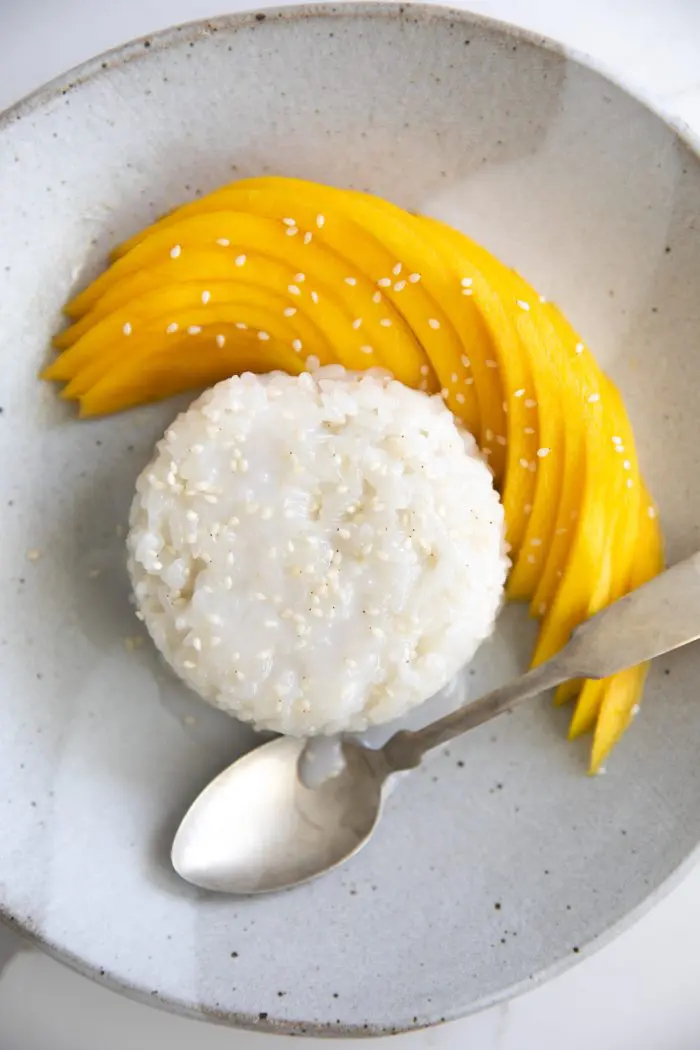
left=1, top=3, right=700, bottom=1036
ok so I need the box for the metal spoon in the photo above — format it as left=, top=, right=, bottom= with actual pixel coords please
left=172, top=550, right=700, bottom=895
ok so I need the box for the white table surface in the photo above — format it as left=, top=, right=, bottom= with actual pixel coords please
left=2, top=1, right=700, bottom=1048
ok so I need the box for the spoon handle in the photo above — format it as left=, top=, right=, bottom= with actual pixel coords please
left=382, top=550, right=700, bottom=771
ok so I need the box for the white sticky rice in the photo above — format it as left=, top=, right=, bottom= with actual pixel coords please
left=127, top=367, right=508, bottom=735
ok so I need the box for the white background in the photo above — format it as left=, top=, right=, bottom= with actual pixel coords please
left=1, top=2, right=700, bottom=1048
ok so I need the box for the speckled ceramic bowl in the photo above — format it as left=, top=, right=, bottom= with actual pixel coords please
left=2, top=3, right=700, bottom=1036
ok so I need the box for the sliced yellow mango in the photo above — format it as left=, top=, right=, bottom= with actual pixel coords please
left=45, top=175, right=663, bottom=771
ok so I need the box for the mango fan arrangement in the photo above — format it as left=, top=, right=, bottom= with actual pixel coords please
left=44, top=176, right=663, bottom=772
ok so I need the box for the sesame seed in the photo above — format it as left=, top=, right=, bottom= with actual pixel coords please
left=201, top=290, right=211, bottom=304
left=26, top=548, right=42, bottom=562
left=516, top=299, right=531, bottom=311
left=519, top=458, right=529, bottom=468
left=623, top=460, right=631, bottom=470
left=372, top=291, right=382, bottom=304
left=514, top=388, right=525, bottom=398
left=392, top=263, right=403, bottom=276
left=525, top=399, right=537, bottom=409
left=216, top=334, right=226, bottom=348
left=292, top=339, right=303, bottom=352
left=538, top=602, right=547, bottom=615
left=303, top=231, right=312, bottom=245
left=288, top=284, right=301, bottom=296
left=460, top=355, right=470, bottom=369
left=344, top=276, right=357, bottom=286
left=216, top=237, right=230, bottom=247
left=282, top=217, right=296, bottom=227
left=496, top=435, right=507, bottom=446
left=377, top=277, right=391, bottom=288
left=441, top=388, right=449, bottom=399
left=526, top=554, right=536, bottom=564
left=451, top=372, right=458, bottom=383
left=258, top=330, right=270, bottom=341
left=166, top=322, right=179, bottom=334
left=612, top=436, right=622, bottom=445
left=122, top=322, right=132, bottom=336
left=170, top=244, right=182, bottom=258
left=587, top=393, right=600, bottom=403
left=286, top=226, right=299, bottom=237
left=462, top=288, right=473, bottom=296
left=283, top=307, right=297, bottom=317
left=352, top=318, right=363, bottom=330
left=380, top=318, right=392, bottom=327
left=192, top=637, right=202, bottom=652
left=420, top=364, right=430, bottom=376
left=187, top=325, right=202, bottom=335
left=648, top=505, right=657, bottom=519
left=537, top=447, right=550, bottom=458
left=310, top=290, right=319, bottom=304
left=575, top=342, right=585, bottom=354
left=626, top=478, right=634, bottom=489
left=235, top=322, right=248, bottom=330
left=316, top=214, right=325, bottom=228
left=461, top=277, right=473, bottom=288
left=235, top=254, right=246, bottom=267
left=408, top=272, right=421, bottom=283
left=183, top=660, right=196, bottom=669
left=465, top=377, right=474, bottom=385
left=530, top=537, right=542, bottom=546
left=456, top=392, right=465, bottom=404
left=428, top=318, right=440, bottom=330
left=360, top=345, right=373, bottom=355
left=293, top=273, right=306, bottom=283
left=394, top=280, right=406, bottom=291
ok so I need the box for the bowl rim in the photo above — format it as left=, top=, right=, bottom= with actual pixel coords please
left=2, top=1, right=700, bottom=1037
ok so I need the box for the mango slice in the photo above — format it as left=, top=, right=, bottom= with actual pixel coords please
left=44, top=175, right=663, bottom=769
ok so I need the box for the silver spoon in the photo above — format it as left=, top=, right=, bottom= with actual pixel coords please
left=172, top=550, right=700, bottom=895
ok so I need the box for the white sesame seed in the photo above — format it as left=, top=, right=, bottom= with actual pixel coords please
left=420, top=364, right=430, bottom=376
left=344, top=276, right=357, bottom=286
left=351, top=318, right=363, bottom=330
left=394, top=280, right=406, bottom=292
left=408, top=272, right=421, bottom=283
left=526, top=554, right=536, bottom=564
left=288, top=284, right=301, bottom=296
left=462, top=288, right=473, bottom=296
left=282, top=217, right=296, bottom=227
left=451, top=372, right=458, bottom=383
left=428, top=318, right=440, bottom=330
left=496, top=435, right=507, bottom=446
left=519, top=458, right=529, bottom=468
left=372, top=291, right=382, bottom=304
left=283, top=307, right=297, bottom=317
left=648, top=505, right=657, bottom=519
left=631, top=704, right=641, bottom=717
left=441, top=388, right=449, bottom=399
left=380, top=318, right=392, bottom=327
left=516, top=299, right=531, bottom=311
left=310, top=290, right=319, bottom=304
left=465, top=377, right=474, bottom=385
left=360, top=345, right=373, bottom=355
left=26, top=548, right=42, bottom=562
left=316, top=214, right=325, bottom=228
left=183, top=660, right=196, bottom=669
left=122, top=322, right=132, bottom=336
left=525, top=399, right=537, bottom=409
left=456, top=392, right=465, bottom=404
left=216, top=334, right=226, bottom=348
left=623, top=460, right=631, bottom=470
left=292, top=339, right=303, bottom=352
left=166, top=322, right=179, bottom=334
left=612, top=435, right=622, bottom=445
left=201, top=290, right=211, bottom=304
left=216, top=237, right=230, bottom=247
left=461, top=277, right=473, bottom=288
left=537, top=447, right=550, bottom=458
left=626, top=478, right=634, bottom=489
left=514, top=388, right=525, bottom=398
left=235, top=254, right=246, bottom=267
left=392, top=263, right=403, bottom=276
left=587, top=392, right=600, bottom=403
left=187, top=325, right=202, bottom=335
left=530, top=537, right=542, bottom=547
left=170, top=244, right=182, bottom=258
left=286, top=226, right=299, bottom=237
left=257, top=330, right=270, bottom=341
left=575, top=342, right=585, bottom=354
left=235, top=322, right=248, bottom=330
left=303, top=231, right=313, bottom=244
left=377, top=277, right=391, bottom=288
left=192, top=637, right=202, bottom=652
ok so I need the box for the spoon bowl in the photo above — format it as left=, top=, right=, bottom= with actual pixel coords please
left=172, top=736, right=387, bottom=894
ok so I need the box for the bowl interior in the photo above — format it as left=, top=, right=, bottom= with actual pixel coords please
left=1, top=4, right=700, bottom=1035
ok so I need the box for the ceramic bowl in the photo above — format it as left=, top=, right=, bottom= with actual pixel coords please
left=1, top=3, right=700, bottom=1036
